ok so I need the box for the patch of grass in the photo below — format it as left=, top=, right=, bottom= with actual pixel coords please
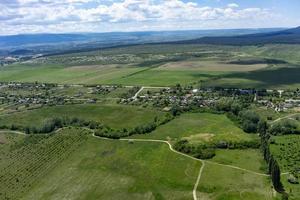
left=0, top=64, right=144, bottom=85
left=131, top=113, right=257, bottom=144
left=198, top=162, right=274, bottom=200
left=0, top=104, right=165, bottom=129
left=0, top=132, right=25, bottom=155
left=281, top=174, right=300, bottom=200
left=209, top=149, right=267, bottom=173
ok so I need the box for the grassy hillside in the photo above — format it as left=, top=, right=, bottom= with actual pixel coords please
left=176, top=27, right=300, bottom=45
left=131, top=113, right=258, bottom=144
left=0, top=128, right=90, bottom=200
left=197, top=163, right=274, bottom=200
left=0, top=104, right=165, bottom=129
left=21, top=133, right=201, bottom=200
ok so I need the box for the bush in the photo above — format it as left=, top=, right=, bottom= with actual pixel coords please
left=239, top=110, right=261, bottom=133
left=194, top=147, right=216, bottom=159
left=270, top=119, right=299, bottom=135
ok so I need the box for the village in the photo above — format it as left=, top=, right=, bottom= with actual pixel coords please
left=1, top=82, right=300, bottom=116
left=121, top=85, right=300, bottom=113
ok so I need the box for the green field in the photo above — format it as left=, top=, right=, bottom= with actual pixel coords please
left=209, top=149, right=267, bottom=173
left=0, top=128, right=90, bottom=200
left=2, top=42, right=299, bottom=200
left=0, top=111, right=278, bottom=200
left=270, top=135, right=300, bottom=200
left=0, top=104, right=165, bottom=129
left=131, top=113, right=258, bottom=144
left=270, top=135, right=300, bottom=173
left=21, top=131, right=201, bottom=200
left=1, top=44, right=300, bottom=88
left=197, top=163, right=274, bottom=200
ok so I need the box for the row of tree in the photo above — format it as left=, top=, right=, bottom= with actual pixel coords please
left=259, top=120, right=288, bottom=199
left=2, top=117, right=103, bottom=134
left=3, top=113, right=174, bottom=138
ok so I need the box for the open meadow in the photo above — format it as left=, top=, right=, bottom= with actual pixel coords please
left=130, top=112, right=258, bottom=144
left=0, top=103, right=165, bottom=129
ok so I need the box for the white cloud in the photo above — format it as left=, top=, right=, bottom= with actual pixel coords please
left=227, top=3, right=239, bottom=8
left=0, top=0, right=284, bottom=35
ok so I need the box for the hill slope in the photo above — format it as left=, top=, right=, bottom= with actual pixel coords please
left=174, top=27, right=300, bottom=45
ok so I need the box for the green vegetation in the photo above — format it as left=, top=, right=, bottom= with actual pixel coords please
left=210, top=149, right=267, bottom=173
left=270, top=135, right=300, bottom=174
left=2, top=42, right=300, bottom=199
left=0, top=104, right=165, bottom=129
left=21, top=135, right=201, bottom=200
left=0, top=128, right=90, bottom=200
left=131, top=113, right=259, bottom=159
left=270, top=119, right=300, bottom=135
left=1, top=44, right=300, bottom=88
left=270, top=135, right=300, bottom=200
left=133, top=113, right=258, bottom=143
left=197, top=163, right=274, bottom=200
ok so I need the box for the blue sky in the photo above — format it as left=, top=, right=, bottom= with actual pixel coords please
left=0, top=0, right=299, bottom=35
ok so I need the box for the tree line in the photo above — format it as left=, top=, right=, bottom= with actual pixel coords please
left=259, top=120, right=288, bottom=199
left=1, top=113, right=174, bottom=139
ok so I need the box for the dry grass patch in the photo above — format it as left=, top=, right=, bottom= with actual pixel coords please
left=183, top=133, right=215, bottom=143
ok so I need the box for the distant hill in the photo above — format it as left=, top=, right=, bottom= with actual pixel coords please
left=173, top=27, right=300, bottom=45
left=0, top=28, right=283, bottom=53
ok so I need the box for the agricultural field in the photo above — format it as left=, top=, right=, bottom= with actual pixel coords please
left=19, top=131, right=201, bottom=200
left=1, top=40, right=300, bottom=200
left=0, top=128, right=90, bottom=200
left=270, top=135, right=300, bottom=200
left=0, top=103, right=165, bottom=129
left=1, top=44, right=300, bottom=88
left=270, top=135, right=300, bottom=175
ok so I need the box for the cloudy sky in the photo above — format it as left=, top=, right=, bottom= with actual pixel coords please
left=0, top=0, right=299, bottom=35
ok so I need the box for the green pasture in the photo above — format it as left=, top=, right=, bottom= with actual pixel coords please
left=131, top=113, right=257, bottom=144
left=0, top=104, right=165, bottom=129
left=209, top=149, right=267, bottom=173
left=197, top=162, right=274, bottom=200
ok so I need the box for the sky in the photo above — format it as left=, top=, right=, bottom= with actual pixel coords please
left=0, top=0, right=300, bottom=35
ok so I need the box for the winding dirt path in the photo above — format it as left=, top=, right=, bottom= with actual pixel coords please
left=92, top=134, right=270, bottom=200
left=0, top=130, right=26, bottom=135
left=271, top=113, right=299, bottom=124
left=193, top=161, right=205, bottom=200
